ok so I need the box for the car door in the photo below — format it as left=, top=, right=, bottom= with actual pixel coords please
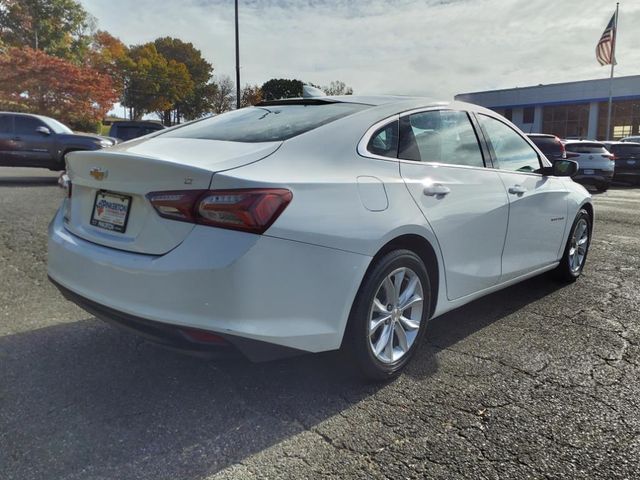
left=0, top=114, right=17, bottom=166
left=476, top=113, right=568, bottom=281
left=13, top=115, right=56, bottom=167
left=397, top=109, right=510, bottom=300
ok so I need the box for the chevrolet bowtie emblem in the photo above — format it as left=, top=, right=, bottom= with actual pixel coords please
left=89, top=167, right=108, bottom=181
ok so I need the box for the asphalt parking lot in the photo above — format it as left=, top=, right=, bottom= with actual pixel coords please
left=1, top=167, right=639, bottom=479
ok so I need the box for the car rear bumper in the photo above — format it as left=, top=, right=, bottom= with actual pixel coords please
left=574, top=168, right=614, bottom=184
left=48, top=207, right=371, bottom=355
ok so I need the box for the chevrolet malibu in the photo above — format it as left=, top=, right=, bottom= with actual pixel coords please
left=48, top=97, right=592, bottom=380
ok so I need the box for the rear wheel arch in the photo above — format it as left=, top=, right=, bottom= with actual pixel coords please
left=368, top=234, right=439, bottom=319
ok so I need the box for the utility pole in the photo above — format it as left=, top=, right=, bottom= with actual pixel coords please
left=235, top=0, right=241, bottom=109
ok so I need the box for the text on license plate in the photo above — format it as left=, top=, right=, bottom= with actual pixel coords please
left=90, top=191, right=132, bottom=233
left=583, top=169, right=595, bottom=175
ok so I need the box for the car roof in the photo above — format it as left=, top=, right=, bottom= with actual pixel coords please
left=0, top=111, right=55, bottom=122
left=563, top=139, right=604, bottom=145
left=526, top=133, right=556, bottom=138
left=604, top=141, right=640, bottom=145
left=111, top=120, right=164, bottom=126
left=256, top=96, right=498, bottom=116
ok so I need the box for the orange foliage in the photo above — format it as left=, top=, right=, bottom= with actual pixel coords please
left=0, top=46, right=118, bottom=125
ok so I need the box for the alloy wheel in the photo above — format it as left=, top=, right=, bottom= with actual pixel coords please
left=568, top=218, right=589, bottom=273
left=368, top=267, right=424, bottom=364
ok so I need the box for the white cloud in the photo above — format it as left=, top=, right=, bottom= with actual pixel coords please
left=80, top=0, right=640, bottom=99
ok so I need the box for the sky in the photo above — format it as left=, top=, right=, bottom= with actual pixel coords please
left=80, top=0, right=640, bottom=99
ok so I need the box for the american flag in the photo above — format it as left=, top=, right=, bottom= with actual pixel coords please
left=596, top=13, right=617, bottom=66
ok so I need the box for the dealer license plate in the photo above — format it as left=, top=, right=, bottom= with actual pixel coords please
left=90, top=190, right=132, bottom=233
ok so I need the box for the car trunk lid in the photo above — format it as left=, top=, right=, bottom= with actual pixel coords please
left=63, top=138, right=281, bottom=255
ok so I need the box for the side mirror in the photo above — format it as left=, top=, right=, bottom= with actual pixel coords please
left=552, top=159, right=579, bottom=177
left=35, top=126, right=51, bottom=135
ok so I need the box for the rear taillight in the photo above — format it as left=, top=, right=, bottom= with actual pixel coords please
left=147, top=188, right=292, bottom=234
left=566, top=152, right=580, bottom=158
left=604, top=154, right=615, bottom=161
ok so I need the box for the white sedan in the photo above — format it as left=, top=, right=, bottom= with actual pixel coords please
left=48, top=97, right=592, bottom=379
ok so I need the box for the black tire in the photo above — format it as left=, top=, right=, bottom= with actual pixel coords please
left=553, top=208, right=591, bottom=283
left=345, top=249, right=431, bottom=381
left=596, top=182, right=609, bottom=192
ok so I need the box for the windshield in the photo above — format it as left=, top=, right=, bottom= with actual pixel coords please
left=160, top=103, right=369, bottom=143
left=565, top=143, right=607, bottom=154
left=43, top=117, right=73, bottom=134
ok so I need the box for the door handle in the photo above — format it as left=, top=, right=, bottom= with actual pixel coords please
left=508, top=185, right=527, bottom=195
left=423, top=184, right=451, bottom=196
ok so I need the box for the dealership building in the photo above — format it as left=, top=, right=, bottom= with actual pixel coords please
left=455, top=75, right=640, bottom=140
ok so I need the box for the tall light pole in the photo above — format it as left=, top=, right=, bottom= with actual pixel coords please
left=235, top=0, right=241, bottom=109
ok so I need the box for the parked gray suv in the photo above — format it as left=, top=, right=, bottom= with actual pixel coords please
left=0, top=112, right=117, bottom=171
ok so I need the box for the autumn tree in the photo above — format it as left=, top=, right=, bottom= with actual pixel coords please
left=153, top=36, right=214, bottom=124
left=121, top=43, right=193, bottom=121
left=211, top=75, right=235, bottom=114
left=240, top=84, right=262, bottom=107
left=261, top=78, right=303, bottom=101
left=86, top=30, right=130, bottom=97
left=0, top=46, right=117, bottom=129
left=322, top=80, right=353, bottom=96
left=0, top=0, right=94, bottom=62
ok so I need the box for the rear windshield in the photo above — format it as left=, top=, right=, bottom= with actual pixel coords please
left=529, top=136, right=561, bottom=153
left=565, top=143, right=607, bottom=154
left=610, top=144, right=640, bottom=156
left=160, top=103, right=369, bottom=143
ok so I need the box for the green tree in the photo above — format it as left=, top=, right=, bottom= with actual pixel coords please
left=153, top=36, right=214, bottom=124
left=122, top=43, right=193, bottom=121
left=261, top=78, right=303, bottom=101
left=0, top=0, right=94, bottom=62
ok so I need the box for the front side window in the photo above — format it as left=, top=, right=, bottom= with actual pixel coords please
left=367, top=121, right=398, bottom=158
left=15, top=116, right=45, bottom=135
left=398, top=110, right=485, bottom=168
left=478, top=114, right=541, bottom=173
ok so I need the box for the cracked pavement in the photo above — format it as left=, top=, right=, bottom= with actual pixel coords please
left=1, top=167, right=639, bottom=479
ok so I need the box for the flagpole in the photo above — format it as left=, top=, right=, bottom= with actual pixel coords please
left=605, top=2, right=619, bottom=141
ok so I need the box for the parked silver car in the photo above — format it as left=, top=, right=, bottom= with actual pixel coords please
left=563, top=140, right=615, bottom=192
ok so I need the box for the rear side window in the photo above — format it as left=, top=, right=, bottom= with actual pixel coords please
left=478, top=115, right=540, bottom=173
left=529, top=136, right=561, bottom=155
left=398, top=110, right=485, bottom=168
left=161, top=103, right=369, bottom=143
left=565, top=143, right=607, bottom=154
left=367, top=121, right=399, bottom=158
left=0, top=115, right=12, bottom=134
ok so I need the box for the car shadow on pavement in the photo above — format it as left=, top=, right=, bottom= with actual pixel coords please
left=0, top=274, right=566, bottom=479
left=0, top=176, right=58, bottom=187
